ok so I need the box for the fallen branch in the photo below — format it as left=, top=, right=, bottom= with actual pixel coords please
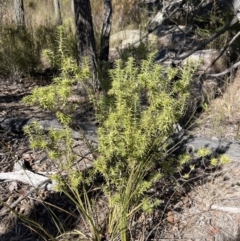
left=0, top=116, right=98, bottom=143
left=0, top=169, right=53, bottom=189
left=173, top=17, right=238, bottom=62
left=211, top=205, right=240, bottom=213
left=205, top=59, right=240, bottom=78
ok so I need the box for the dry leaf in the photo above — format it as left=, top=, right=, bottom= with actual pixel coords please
left=167, top=211, right=175, bottom=223
left=207, top=227, right=220, bottom=236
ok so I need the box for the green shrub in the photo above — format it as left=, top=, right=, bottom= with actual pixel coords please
left=23, top=28, right=199, bottom=240
left=93, top=54, right=198, bottom=240
left=0, top=26, right=40, bottom=77
left=40, top=25, right=78, bottom=69
left=0, top=22, right=77, bottom=78
left=117, top=40, right=153, bottom=65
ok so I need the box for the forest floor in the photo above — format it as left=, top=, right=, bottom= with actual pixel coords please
left=0, top=70, right=240, bottom=240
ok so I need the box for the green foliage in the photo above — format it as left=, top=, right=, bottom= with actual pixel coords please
left=178, top=153, right=191, bottom=173
left=24, top=27, right=89, bottom=115
left=40, top=24, right=78, bottom=68
left=24, top=26, right=90, bottom=183
left=210, top=158, right=218, bottom=166
left=117, top=39, right=154, bottom=66
left=0, top=22, right=77, bottom=78
left=210, top=154, right=231, bottom=167
left=198, top=148, right=212, bottom=158
left=219, top=154, right=231, bottom=164
left=23, top=29, right=102, bottom=240
left=23, top=27, right=199, bottom=240
left=0, top=26, right=39, bottom=77
left=198, top=148, right=231, bottom=167
left=93, top=54, right=198, bottom=239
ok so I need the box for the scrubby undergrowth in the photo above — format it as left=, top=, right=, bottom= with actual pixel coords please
left=21, top=27, right=205, bottom=240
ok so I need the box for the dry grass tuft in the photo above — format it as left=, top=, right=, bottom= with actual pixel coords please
left=192, top=69, right=240, bottom=140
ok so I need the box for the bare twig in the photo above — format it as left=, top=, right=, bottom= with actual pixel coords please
left=203, top=30, right=240, bottom=78
left=204, top=30, right=240, bottom=76
left=173, top=17, right=239, bottom=62
left=123, top=0, right=188, bottom=48
left=205, top=59, right=240, bottom=78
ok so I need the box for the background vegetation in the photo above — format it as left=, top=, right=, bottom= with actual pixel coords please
left=0, top=0, right=237, bottom=240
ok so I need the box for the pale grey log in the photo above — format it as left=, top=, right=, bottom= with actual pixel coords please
left=0, top=170, right=53, bottom=189
left=184, top=136, right=232, bottom=155
left=0, top=117, right=98, bottom=143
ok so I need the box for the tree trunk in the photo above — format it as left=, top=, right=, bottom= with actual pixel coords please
left=14, top=0, right=25, bottom=26
left=53, top=0, right=62, bottom=25
left=71, top=0, right=75, bottom=14
left=99, top=0, right=112, bottom=62
left=73, top=0, right=99, bottom=90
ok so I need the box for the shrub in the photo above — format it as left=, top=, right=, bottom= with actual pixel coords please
left=0, top=22, right=77, bottom=79
left=23, top=28, right=199, bottom=240
left=0, top=25, right=40, bottom=77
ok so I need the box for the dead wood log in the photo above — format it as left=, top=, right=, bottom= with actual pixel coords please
left=0, top=170, right=53, bottom=190
left=0, top=117, right=98, bottom=143
left=183, top=135, right=240, bottom=162
left=183, top=136, right=232, bottom=154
